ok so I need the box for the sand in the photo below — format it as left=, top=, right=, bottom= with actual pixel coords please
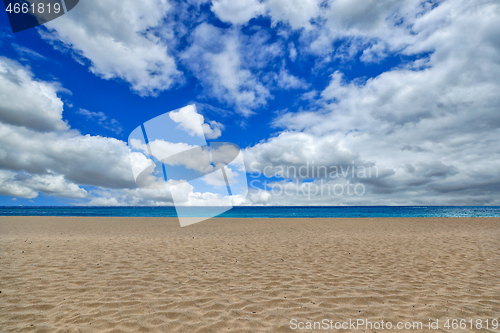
left=1, top=217, right=499, bottom=332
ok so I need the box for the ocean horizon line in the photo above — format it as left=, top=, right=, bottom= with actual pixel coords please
left=1, top=206, right=500, bottom=218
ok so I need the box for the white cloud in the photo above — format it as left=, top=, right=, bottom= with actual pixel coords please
left=0, top=170, right=88, bottom=199
left=0, top=122, right=136, bottom=189
left=211, top=0, right=266, bottom=25
left=77, top=108, right=122, bottom=134
left=22, top=173, right=89, bottom=199
left=0, top=57, right=142, bottom=201
left=134, top=139, right=213, bottom=174
left=279, top=0, right=426, bottom=62
left=130, top=138, right=195, bottom=162
left=288, top=42, right=297, bottom=61
left=0, top=170, right=38, bottom=199
left=206, top=34, right=270, bottom=116
left=254, top=0, right=500, bottom=205
left=275, top=66, right=310, bottom=90
left=210, top=0, right=322, bottom=31
left=324, top=0, right=410, bottom=33
left=211, top=0, right=321, bottom=30
left=167, top=178, right=234, bottom=206
left=202, top=165, right=238, bottom=187
left=0, top=57, right=68, bottom=132
left=0, top=57, right=135, bottom=193
left=13, top=44, right=48, bottom=61
left=128, top=150, right=155, bottom=185
left=169, top=104, right=223, bottom=139
left=267, top=0, right=321, bottom=30
left=244, top=131, right=362, bottom=179
left=181, top=24, right=271, bottom=116
left=87, top=187, right=173, bottom=206
left=42, top=0, right=181, bottom=96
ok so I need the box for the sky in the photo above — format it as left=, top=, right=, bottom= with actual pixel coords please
left=0, top=0, right=499, bottom=206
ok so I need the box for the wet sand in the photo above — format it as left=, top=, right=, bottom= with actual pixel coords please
left=1, top=217, right=499, bottom=332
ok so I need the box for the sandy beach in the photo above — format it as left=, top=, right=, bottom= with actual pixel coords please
left=1, top=217, right=499, bottom=332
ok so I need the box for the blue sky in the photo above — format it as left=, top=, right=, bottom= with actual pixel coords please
left=1, top=0, right=500, bottom=206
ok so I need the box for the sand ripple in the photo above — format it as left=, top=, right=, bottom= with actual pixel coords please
left=1, top=217, right=499, bottom=332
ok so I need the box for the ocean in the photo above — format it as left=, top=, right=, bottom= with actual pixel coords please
left=1, top=206, right=500, bottom=218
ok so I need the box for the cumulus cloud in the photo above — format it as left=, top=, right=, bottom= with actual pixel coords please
left=211, top=0, right=266, bottom=25
left=324, top=0, right=410, bottom=33
left=181, top=24, right=271, bottom=116
left=86, top=187, right=173, bottom=206
left=41, top=0, right=181, bottom=96
left=244, top=131, right=365, bottom=179
left=267, top=0, right=321, bottom=30
left=248, top=0, right=500, bottom=205
left=0, top=122, right=136, bottom=189
left=166, top=178, right=242, bottom=206
left=169, top=105, right=223, bottom=139
left=131, top=139, right=213, bottom=174
left=211, top=0, right=321, bottom=29
left=0, top=60, right=131, bottom=201
left=130, top=139, right=195, bottom=163
left=0, top=57, right=68, bottom=132
left=0, top=57, right=139, bottom=202
left=0, top=171, right=89, bottom=199
left=0, top=170, right=38, bottom=199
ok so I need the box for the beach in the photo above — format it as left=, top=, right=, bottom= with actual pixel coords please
left=1, top=216, right=499, bottom=332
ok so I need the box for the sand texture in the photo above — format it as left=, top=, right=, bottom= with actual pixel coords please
left=1, top=217, right=499, bottom=332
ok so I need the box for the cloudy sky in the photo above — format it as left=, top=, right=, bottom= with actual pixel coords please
left=0, top=0, right=499, bottom=206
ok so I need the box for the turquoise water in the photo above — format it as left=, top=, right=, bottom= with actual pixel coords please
left=1, top=206, right=499, bottom=218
